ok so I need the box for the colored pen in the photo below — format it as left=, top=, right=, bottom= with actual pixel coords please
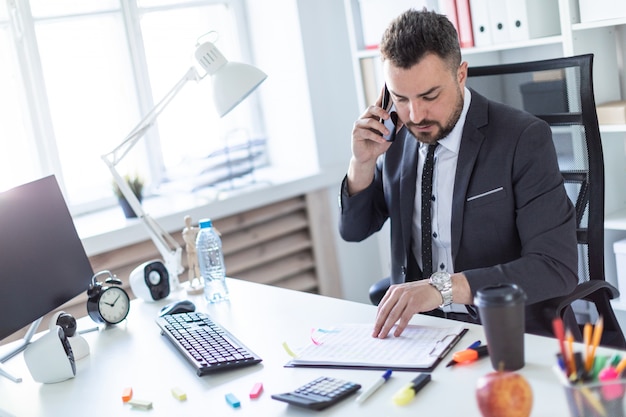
left=585, top=316, right=604, bottom=372
left=392, top=373, right=431, bottom=406
left=446, top=340, right=481, bottom=366
left=355, top=369, right=392, bottom=404
left=552, top=318, right=571, bottom=376
left=447, top=345, right=489, bottom=367
left=467, top=340, right=482, bottom=349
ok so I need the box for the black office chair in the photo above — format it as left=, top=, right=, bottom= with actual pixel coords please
left=369, top=54, right=626, bottom=348
left=464, top=54, right=625, bottom=348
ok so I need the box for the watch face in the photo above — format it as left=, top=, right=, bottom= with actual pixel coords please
left=98, top=287, right=130, bottom=324
left=430, top=272, right=451, bottom=288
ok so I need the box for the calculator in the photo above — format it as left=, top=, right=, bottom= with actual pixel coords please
left=271, top=376, right=361, bottom=411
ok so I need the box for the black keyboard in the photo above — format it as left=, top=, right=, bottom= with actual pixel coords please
left=156, top=311, right=262, bottom=376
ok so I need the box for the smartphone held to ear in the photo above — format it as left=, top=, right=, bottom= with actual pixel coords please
left=380, top=85, right=397, bottom=142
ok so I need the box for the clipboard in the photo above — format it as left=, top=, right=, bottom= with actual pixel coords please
left=284, top=323, right=468, bottom=372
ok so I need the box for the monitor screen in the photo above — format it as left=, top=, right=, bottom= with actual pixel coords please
left=0, top=175, right=94, bottom=343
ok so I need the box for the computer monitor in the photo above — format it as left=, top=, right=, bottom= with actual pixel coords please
left=0, top=175, right=94, bottom=359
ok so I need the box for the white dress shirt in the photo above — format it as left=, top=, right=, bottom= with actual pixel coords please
left=411, top=88, right=472, bottom=312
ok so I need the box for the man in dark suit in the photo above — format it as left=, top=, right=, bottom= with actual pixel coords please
left=339, top=9, right=578, bottom=339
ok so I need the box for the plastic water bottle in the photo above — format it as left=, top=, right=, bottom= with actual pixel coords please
left=195, top=218, right=229, bottom=303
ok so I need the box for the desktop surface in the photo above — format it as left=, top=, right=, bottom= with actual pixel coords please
left=0, top=279, right=618, bottom=416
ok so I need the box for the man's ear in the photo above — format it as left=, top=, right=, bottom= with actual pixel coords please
left=458, top=61, right=469, bottom=88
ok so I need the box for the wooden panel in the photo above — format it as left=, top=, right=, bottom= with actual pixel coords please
left=213, top=196, right=306, bottom=234
left=221, top=211, right=309, bottom=254
left=226, top=230, right=312, bottom=275
left=234, top=250, right=316, bottom=285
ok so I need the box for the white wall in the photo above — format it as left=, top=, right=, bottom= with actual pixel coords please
left=245, top=0, right=319, bottom=175
left=246, top=0, right=388, bottom=303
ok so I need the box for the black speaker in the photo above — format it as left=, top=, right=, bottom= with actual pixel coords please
left=129, top=260, right=170, bottom=302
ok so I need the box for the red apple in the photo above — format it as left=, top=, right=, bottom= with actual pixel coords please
left=476, top=370, right=533, bottom=417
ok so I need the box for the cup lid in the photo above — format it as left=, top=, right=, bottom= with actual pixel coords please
left=474, top=283, right=527, bottom=307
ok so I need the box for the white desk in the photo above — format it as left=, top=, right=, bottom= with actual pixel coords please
left=0, top=279, right=617, bottom=416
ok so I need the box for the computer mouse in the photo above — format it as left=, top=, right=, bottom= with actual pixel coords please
left=158, top=300, right=196, bottom=316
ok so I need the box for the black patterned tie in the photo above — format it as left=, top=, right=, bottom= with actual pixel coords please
left=421, top=143, right=439, bottom=278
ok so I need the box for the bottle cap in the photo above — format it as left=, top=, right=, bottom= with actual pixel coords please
left=199, top=218, right=213, bottom=228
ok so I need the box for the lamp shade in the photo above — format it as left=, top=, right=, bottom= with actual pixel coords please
left=195, top=41, right=267, bottom=117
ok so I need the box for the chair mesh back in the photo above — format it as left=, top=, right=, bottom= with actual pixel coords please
left=466, top=55, right=603, bottom=287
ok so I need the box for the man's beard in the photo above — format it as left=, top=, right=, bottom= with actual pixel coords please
left=406, top=90, right=464, bottom=144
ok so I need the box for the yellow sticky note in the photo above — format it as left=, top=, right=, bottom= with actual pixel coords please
left=171, top=387, right=187, bottom=401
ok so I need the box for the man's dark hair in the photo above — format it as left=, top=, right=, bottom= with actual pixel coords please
left=380, top=8, right=461, bottom=72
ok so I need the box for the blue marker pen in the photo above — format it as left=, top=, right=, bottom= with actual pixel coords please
left=356, top=369, right=392, bottom=404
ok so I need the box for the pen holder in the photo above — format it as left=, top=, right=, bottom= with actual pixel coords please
left=561, top=378, right=626, bottom=417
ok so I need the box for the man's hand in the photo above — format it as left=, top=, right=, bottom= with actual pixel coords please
left=346, top=87, right=401, bottom=195
left=372, top=273, right=472, bottom=339
left=371, top=281, right=442, bottom=339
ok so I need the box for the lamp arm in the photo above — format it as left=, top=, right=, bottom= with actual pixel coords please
left=101, top=66, right=202, bottom=288
left=104, top=67, right=202, bottom=166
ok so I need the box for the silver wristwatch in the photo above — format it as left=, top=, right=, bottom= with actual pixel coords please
left=429, top=271, right=453, bottom=308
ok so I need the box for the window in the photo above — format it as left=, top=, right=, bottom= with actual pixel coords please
left=0, top=0, right=266, bottom=213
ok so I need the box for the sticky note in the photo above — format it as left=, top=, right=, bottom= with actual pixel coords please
left=225, top=393, right=241, bottom=408
left=121, top=387, right=133, bottom=403
left=171, top=387, right=187, bottom=401
left=249, top=382, right=263, bottom=399
left=128, top=398, right=153, bottom=410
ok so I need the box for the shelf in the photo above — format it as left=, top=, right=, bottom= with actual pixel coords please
left=573, top=16, right=626, bottom=31
left=462, top=36, right=564, bottom=56
left=354, top=35, right=563, bottom=60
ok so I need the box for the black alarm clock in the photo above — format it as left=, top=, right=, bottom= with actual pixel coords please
left=87, top=270, right=130, bottom=325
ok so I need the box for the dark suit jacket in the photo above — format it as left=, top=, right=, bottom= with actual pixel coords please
left=339, top=89, right=578, bottom=307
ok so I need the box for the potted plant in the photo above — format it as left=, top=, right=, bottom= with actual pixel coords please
left=112, top=174, right=144, bottom=218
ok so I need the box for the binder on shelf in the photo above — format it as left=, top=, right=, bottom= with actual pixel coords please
left=455, top=0, right=474, bottom=48
left=506, top=0, right=560, bottom=42
left=469, top=0, right=492, bottom=47
left=579, top=0, right=626, bottom=24
left=486, top=0, right=509, bottom=44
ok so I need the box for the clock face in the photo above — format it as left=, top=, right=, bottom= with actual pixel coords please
left=98, top=287, right=130, bottom=324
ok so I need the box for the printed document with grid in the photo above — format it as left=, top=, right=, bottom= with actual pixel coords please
left=285, top=323, right=467, bottom=371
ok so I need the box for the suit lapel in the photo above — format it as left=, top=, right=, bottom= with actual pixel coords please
left=451, top=91, right=489, bottom=261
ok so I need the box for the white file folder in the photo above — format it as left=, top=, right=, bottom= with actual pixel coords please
left=506, top=0, right=560, bottom=42
left=486, top=0, right=509, bottom=44
left=469, top=0, right=492, bottom=47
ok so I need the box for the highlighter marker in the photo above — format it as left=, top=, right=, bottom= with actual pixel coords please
left=392, top=373, right=431, bottom=406
left=447, top=345, right=489, bottom=367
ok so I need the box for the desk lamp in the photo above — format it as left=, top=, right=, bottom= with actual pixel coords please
left=102, top=37, right=267, bottom=290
